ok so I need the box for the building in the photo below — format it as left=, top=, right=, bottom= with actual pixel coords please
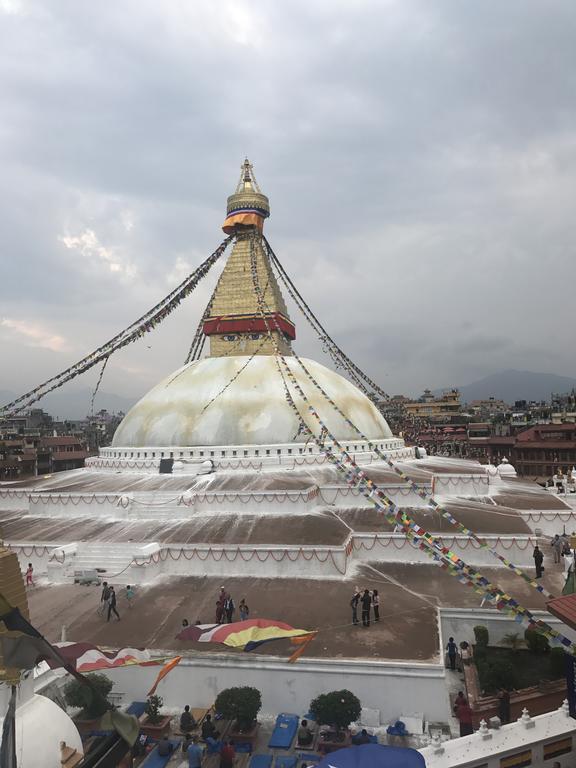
left=404, top=388, right=461, bottom=422
left=0, top=435, right=88, bottom=479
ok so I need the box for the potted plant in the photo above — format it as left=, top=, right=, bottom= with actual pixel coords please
left=141, top=694, right=171, bottom=737
left=310, top=689, right=361, bottom=745
left=64, top=673, right=113, bottom=734
left=216, top=686, right=262, bottom=745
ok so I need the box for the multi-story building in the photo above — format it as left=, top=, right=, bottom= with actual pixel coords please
left=403, top=389, right=461, bottom=422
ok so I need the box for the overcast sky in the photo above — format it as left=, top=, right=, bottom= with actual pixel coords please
left=1, top=0, right=575, bottom=410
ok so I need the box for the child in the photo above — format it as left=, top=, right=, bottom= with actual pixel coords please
left=25, top=563, right=34, bottom=587
left=239, top=598, right=249, bottom=621
left=125, top=585, right=135, bottom=607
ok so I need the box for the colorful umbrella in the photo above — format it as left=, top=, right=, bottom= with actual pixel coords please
left=316, top=744, right=425, bottom=768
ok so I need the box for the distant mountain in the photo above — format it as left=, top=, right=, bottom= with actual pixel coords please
left=435, top=370, right=576, bottom=405
left=0, top=388, right=138, bottom=420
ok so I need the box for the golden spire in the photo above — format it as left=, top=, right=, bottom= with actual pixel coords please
left=203, top=160, right=295, bottom=357
left=222, top=158, right=270, bottom=234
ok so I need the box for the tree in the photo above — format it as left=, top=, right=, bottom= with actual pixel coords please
left=501, top=632, right=522, bottom=650
left=215, top=687, right=262, bottom=731
left=309, top=690, right=361, bottom=734
left=64, top=673, right=113, bottom=719
left=524, top=629, right=550, bottom=654
left=473, top=625, right=489, bottom=647
left=145, top=694, right=164, bottom=725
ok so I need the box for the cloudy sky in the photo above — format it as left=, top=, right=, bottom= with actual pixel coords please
left=1, top=0, right=575, bottom=412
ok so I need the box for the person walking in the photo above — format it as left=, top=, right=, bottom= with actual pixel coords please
left=107, top=585, right=120, bottom=622
left=98, top=581, right=110, bottom=616
left=350, top=588, right=360, bottom=626
left=455, top=698, right=473, bottom=737
left=224, top=594, right=235, bottom=623
left=361, top=589, right=372, bottom=627
left=533, top=545, right=544, bottom=579
left=125, top=585, right=135, bottom=608
left=372, top=589, right=380, bottom=622
left=446, top=636, right=458, bottom=671
left=25, top=563, right=34, bottom=587
left=239, top=598, right=249, bottom=621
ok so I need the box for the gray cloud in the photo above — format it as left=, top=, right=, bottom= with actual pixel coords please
left=1, top=0, right=575, bottom=407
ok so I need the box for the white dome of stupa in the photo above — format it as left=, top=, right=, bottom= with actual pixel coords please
left=112, top=355, right=393, bottom=448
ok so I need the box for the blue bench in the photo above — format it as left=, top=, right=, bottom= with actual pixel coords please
left=126, top=701, right=147, bottom=718
left=268, top=713, right=299, bottom=749
left=249, top=755, right=273, bottom=768
left=298, top=754, right=320, bottom=765
left=141, top=739, right=181, bottom=768
left=275, top=757, right=298, bottom=768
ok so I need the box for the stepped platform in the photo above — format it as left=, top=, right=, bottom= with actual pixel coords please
left=27, top=562, right=565, bottom=662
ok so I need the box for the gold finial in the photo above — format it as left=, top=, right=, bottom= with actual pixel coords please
left=223, top=158, right=270, bottom=234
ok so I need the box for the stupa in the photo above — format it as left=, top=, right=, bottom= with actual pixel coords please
left=108, top=159, right=399, bottom=458
left=0, top=161, right=573, bottom=675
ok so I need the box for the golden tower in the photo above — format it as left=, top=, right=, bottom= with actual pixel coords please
left=203, top=159, right=295, bottom=357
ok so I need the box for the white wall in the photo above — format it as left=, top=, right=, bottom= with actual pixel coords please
left=99, top=652, right=450, bottom=726
left=439, top=607, right=576, bottom=648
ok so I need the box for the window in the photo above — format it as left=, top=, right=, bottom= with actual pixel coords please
left=277, top=449, right=281, bottom=455
left=266, top=449, right=270, bottom=455
left=200, top=451, right=204, bottom=457
left=244, top=450, right=248, bottom=456
left=233, top=450, right=237, bottom=456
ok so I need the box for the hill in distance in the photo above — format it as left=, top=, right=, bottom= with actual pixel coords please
left=436, top=370, right=576, bottom=405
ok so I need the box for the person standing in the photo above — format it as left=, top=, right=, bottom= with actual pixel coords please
left=98, top=581, right=110, bottom=616
left=25, top=563, right=34, bottom=587
left=350, top=588, right=360, bottom=626
left=446, top=636, right=458, bottom=671
left=125, top=585, right=135, bottom=608
left=533, top=545, right=544, bottom=579
left=372, top=589, right=380, bottom=622
left=224, top=594, right=235, bottom=623
left=107, top=585, right=120, bottom=622
left=239, top=598, right=249, bottom=621
left=220, top=740, right=235, bottom=768
left=498, top=689, right=511, bottom=724
left=361, top=589, right=371, bottom=627
left=552, top=535, right=562, bottom=564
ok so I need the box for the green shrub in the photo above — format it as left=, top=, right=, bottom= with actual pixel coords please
left=550, top=647, right=567, bottom=678
left=215, top=686, right=262, bottom=731
left=524, top=629, right=550, bottom=654
left=310, top=690, right=362, bottom=733
left=474, top=643, right=487, bottom=663
left=501, top=632, right=522, bottom=650
left=145, top=694, right=164, bottom=725
left=474, top=625, right=489, bottom=647
left=63, top=673, right=113, bottom=719
left=478, top=658, right=519, bottom=693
